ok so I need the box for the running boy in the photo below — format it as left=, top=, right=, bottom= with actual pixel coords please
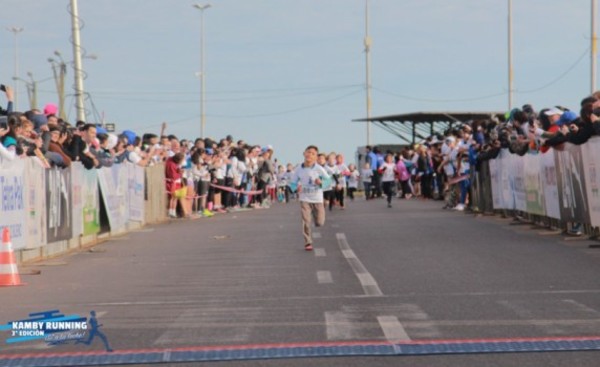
left=292, top=145, right=331, bottom=251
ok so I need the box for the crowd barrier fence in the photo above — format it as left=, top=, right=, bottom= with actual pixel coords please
left=475, top=136, right=600, bottom=238
left=0, top=158, right=167, bottom=264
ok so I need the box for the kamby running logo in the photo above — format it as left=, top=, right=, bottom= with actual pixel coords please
left=0, top=309, right=113, bottom=352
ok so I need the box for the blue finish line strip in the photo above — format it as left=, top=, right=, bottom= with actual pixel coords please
left=1, top=337, right=600, bottom=366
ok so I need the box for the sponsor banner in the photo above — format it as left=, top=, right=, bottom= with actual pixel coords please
left=511, top=153, right=527, bottom=212
left=46, top=167, right=73, bottom=243
left=499, top=150, right=516, bottom=210
left=489, top=158, right=503, bottom=209
left=581, top=138, right=600, bottom=226
left=127, top=163, right=145, bottom=222
left=540, top=150, right=560, bottom=219
left=24, top=159, right=47, bottom=248
left=0, top=158, right=27, bottom=249
left=97, top=164, right=128, bottom=231
left=524, top=153, right=545, bottom=216
left=555, top=144, right=590, bottom=223
left=72, top=163, right=100, bottom=237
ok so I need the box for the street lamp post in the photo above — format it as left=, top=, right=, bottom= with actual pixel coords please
left=365, top=0, right=372, bottom=146
left=48, top=51, right=68, bottom=120
left=193, top=3, right=211, bottom=139
left=592, top=0, right=598, bottom=94
left=26, top=72, right=37, bottom=110
left=507, top=0, right=514, bottom=110
left=13, top=73, right=54, bottom=110
left=7, top=26, right=24, bottom=111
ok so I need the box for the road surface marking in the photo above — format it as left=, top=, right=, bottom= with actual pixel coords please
left=324, top=311, right=358, bottom=340
left=314, top=248, right=327, bottom=257
left=342, top=249, right=356, bottom=259
left=313, top=232, right=322, bottom=239
left=336, top=233, right=383, bottom=297
left=317, top=271, right=333, bottom=284
left=377, top=315, right=411, bottom=341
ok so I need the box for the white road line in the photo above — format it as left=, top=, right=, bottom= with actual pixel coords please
left=342, top=249, right=356, bottom=259
left=314, top=248, right=327, bottom=257
left=324, top=311, right=357, bottom=340
left=313, top=232, right=322, bottom=239
left=336, top=233, right=383, bottom=297
left=377, top=316, right=411, bottom=342
left=317, top=271, right=333, bottom=284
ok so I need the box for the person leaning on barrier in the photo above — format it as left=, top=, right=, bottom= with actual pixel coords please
left=0, top=114, right=22, bottom=161
left=48, top=126, right=72, bottom=168
left=68, top=123, right=99, bottom=169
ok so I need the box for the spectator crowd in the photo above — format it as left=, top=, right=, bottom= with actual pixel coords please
left=3, top=84, right=600, bottom=223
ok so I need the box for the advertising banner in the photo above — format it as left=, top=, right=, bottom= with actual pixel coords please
left=127, top=163, right=145, bottom=223
left=23, top=159, right=47, bottom=248
left=540, top=150, right=560, bottom=219
left=555, top=144, right=590, bottom=223
left=71, top=163, right=100, bottom=237
left=46, top=167, right=73, bottom=243
left=524, top=154, right=545, bottom=216
left=581, top=138, right=600, bottom=226
left=97, top=164, right=128, bottom=232
left=0, top=158, right=27, bottom=249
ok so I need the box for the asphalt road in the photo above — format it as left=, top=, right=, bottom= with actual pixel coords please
left=1, top=197, right=599, bottom=366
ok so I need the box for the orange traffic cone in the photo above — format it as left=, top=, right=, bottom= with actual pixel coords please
left=0, top=227, right=24, bottom=286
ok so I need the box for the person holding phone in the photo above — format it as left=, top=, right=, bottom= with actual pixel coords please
left=0, top=85, right=14, bottom=118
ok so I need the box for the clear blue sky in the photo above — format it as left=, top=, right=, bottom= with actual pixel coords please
left=1, top=0, right=597, bottom=165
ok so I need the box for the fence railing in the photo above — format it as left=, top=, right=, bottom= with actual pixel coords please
left=0, top=158, right=167, bottom=263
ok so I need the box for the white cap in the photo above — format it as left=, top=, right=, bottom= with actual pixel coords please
left=445, top=136, right=456, bottom=143
left=544, top=107, right=563, bottom=116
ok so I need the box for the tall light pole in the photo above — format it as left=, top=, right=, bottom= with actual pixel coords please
left=7, top=26, right=24, bottom=111
left=13, top=73, right=53, bottom=110
left=48, top=51, right=68, bottom=120
left=26, top=72, right=37, bottom=110
left=70, top=0, right=87, bottom=122
left=592, top=0, right=598, bottom=94
left=194, top=3, right=211, bottom=139
left=507, top=0, right=514, bottom=110
left=365, top=0, right=372, bottom=146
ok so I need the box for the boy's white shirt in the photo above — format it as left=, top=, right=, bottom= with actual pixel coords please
left=292, top=163, right=330, bottom=203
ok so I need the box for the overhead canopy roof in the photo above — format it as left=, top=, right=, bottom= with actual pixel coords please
left=353, top=111, right=504, bottom=144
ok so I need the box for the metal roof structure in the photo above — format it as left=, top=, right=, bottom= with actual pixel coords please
left=353, top=111, right=504, bottom=144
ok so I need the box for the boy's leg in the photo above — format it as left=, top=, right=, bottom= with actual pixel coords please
left=312, top=202, right=326, bottom=227
left=301, top=202, right=313, bottom=245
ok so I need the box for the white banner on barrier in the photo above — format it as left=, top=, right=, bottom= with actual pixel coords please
left=24, top=159, right=47, bottom=248
left=98, top=164, right=128, bottom=232
left=540, top=150, right=560, bottom=219
left=524, top=154, right=545, bottom=216
left=127, top=163, right=145, bottom=222
left=0, top=159, right=27, bottom=249
left=511, top=154, right=527, bottom=212
left=555, top=144, right=590, bottom=223
left=498, top=150, right=514, bottom=210
left=582, top=138, right=600, bottom=227
left=489, top=158, right=504, bottom=209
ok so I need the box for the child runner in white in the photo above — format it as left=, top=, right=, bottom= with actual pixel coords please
left=292, top=145, right=331, bottom=251
left=361, top=162, right=373, bottom=200
left=347, top=164, right=360, bottom=201
left=379, top=153, right=399, bottom=208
